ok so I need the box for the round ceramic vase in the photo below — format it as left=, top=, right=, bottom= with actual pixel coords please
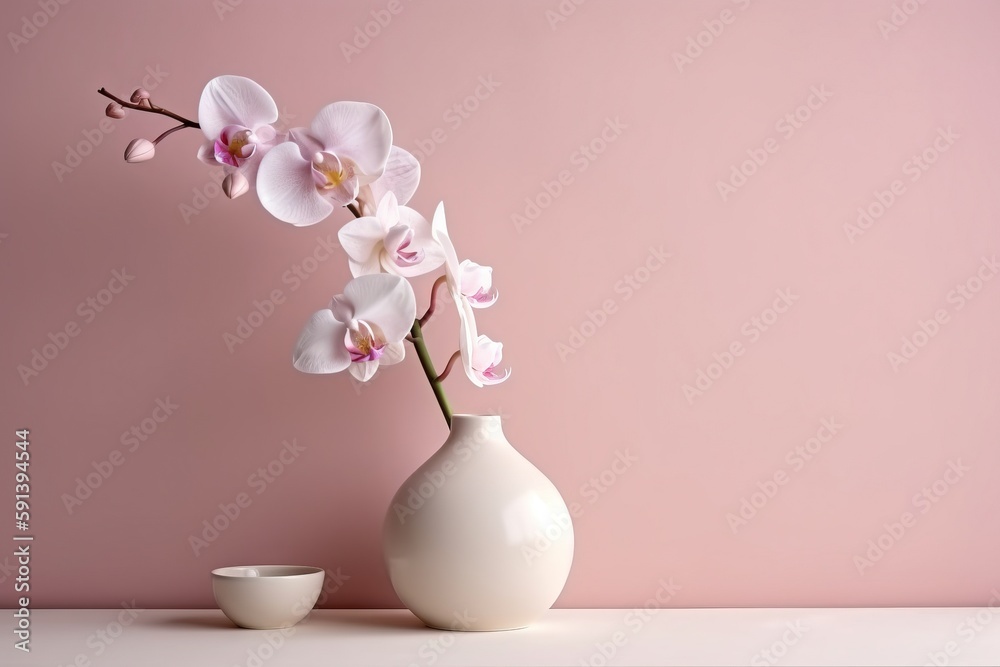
left=383, top=414, right=574, bottom=631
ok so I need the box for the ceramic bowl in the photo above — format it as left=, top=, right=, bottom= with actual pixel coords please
left=211, top=565, right=324, bottom=629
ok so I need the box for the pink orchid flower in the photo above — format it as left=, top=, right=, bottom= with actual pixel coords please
left=196, top=76, right=280, bottom=193
left=458, top=259, right=498, bottom=308
left=292, top=274, right=415, bottom=383
left=257, top=102, right=392, bottom=226
left=338, top=192, right=444, bottom=278
left=427, top=202, right=498, bottom=309
left=430, top=202, right=508, bottom=387
left=470, top=335, right=510, bottom=386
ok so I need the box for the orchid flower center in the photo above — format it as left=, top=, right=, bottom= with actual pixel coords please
left=214, top=126, right=257, bottom=168
left=311, top=152, right=353, bottom=190
left=384, top=223, right=425, bottom=267
left=228, top=130, right=252, bottom=154
left=344, top=320, right=386, bottom=363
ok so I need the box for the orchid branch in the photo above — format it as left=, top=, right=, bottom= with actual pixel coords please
left=419, top=275, right=449, bottom=327
left=435, top=351, right=461, bottom=383
left=97, top=87, right=201, bottom=129
left=152, top=124, right=189, bottom=146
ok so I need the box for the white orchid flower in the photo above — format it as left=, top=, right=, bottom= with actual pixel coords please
left=292, top=274, right=416, bottom=383
left=338, top=192, right=444, bottom=278
left=257, top=102, right=392, bottom=225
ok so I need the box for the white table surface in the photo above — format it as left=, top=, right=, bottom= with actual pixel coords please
left=5, top=608, right=1000, bottom=667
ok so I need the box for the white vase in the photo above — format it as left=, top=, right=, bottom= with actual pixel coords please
left=382, top=414, right=574, bottom=631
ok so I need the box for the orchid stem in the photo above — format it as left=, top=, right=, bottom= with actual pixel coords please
left=408, top=320, right=452, bottom=428
left=97, top=87, right=200, bottom=129
left=346, top=199, right=450, bottom=425
left=153, top=124, right=188, bottom=145
left=419, top=275, right=449, bottom=327
left=435, top=351, right=461, bottom=383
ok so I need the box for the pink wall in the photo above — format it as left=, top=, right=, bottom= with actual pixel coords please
left=1, top=0, right=998, bottom=610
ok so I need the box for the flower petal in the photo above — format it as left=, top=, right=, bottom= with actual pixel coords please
left=399, top=206, right=445, bottom=275
left=479, top=367, right=511, bottom=385
left=198, top=75, right=278, bottom=143
left=348, top=360, right=379, bottom=382
left=287, top=128, right=324, bottom=160
left=369, top=145, right=421, bottom=207
left=430, top=202, right=461, bottom=291
left=429, top=201, right=485, bottom=387
left=460, top=260, right=492, bottom=294
left=471, top=335, right=509, bottom=385
left=322, top=174, right=360, bottom=207
left=235, top=150, right=266, bottom=185
left=349, top=256, right=382, bottom=278
left=460, top=260, right=498, bottom=308
left=292, top=309, right=351, bottom=374
left=383, top=224, right=415, bottom=259
left=312, top=152, right=360, bottom=206
left=345, top=274, right=416, bottom=343
left=310, top=102, right=392, bottom=182
left=472, top=335, right=503, bottom=370
left=328, top=294, right=354, bottom=324
left=379, top=243, right=444, bottom=278
left=380, top=341, right=406, bottom=366
left=338, top=215, right=385, bottom=263
left=197, top=141, right=217, bottom=166
left=376, top=190, right=400, bottom=227
left=457, top=297, right=482, bottom=388
left=257, top=142, right=334, bottom=226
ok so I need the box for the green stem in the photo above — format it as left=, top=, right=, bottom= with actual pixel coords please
left=409, top=320, right=452, bottom=428
left=343, top=201, right=451, bottom=427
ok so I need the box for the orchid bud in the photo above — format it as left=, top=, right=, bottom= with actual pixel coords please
left=105, top=103, right=126, bottom=120
left=222, top=172, right=250, bottom=200
left=124, top=138, right=155, bottom=163
left=130, top=88, right=150, bottom=103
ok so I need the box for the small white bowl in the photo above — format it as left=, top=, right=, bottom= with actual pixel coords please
left=212, top=565, right=324, bottom=629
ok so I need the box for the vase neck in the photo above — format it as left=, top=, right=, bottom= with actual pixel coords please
left=446, top=414, right=506, bottom=447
